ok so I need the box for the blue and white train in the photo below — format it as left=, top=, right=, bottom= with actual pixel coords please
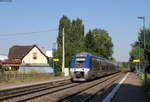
left=70, top=52, right=119, bottom=81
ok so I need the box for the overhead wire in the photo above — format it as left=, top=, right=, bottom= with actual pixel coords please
left=0, top=29, right=58, bottom=37
left=0, top=53, right=8, bottom=56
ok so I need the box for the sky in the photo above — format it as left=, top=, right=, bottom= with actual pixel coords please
left=0, top=0, right=150, bottom=62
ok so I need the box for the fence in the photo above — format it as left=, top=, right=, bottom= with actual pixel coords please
left=0, top=71, right=53, bottom=82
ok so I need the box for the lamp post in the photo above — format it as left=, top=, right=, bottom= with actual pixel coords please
left=138, top=16, right=147, bottom=85
left=135, top=41, right=141, bottom=74
left=138, top=41, right=141, bottom=73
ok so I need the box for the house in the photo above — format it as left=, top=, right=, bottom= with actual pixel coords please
left=7, top=45, right=54, bottom=73
left=8, top=45, right=48, bottom=65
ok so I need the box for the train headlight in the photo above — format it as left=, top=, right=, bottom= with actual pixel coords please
left=84, top=68, right=90, bottom=72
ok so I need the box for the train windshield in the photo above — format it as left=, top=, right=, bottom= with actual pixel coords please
left=75, top=57, right=85, bottom=68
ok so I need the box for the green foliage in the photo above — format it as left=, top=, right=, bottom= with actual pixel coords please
left=5, top=59, right=16, bottom=61
left=0, top=64, right=4, bottom=72
left=53, top=49, right=62, bottom=76
left=0, top=64, right=8, bottom=72
left=120, top=62, right=129, bottom=69
left=85, top=29, right=113, bottom=59
left=55, top=16, right=115, bottom=75
left=57, top=15, right=71, bottom=48
left=0, top=73, right=51, bottom=84
left=56, top=16, right=71, bottom=75
left=71, top=18, right=84, bottom=42
left=138, top=29, right=150, bottom=65
left=84, top=30, right=95, bottom=52
left=56, top=16, right=85, bottom=75
left=117, top=62, right=132, bottom=71
left=47, top=58, right=53, bottom=67
left=129, top=28, right=150, bottom=72
left=129, top=43, right=144, bottom=62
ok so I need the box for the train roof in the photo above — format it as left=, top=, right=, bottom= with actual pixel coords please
left=75, top=52, right=117, bottom=66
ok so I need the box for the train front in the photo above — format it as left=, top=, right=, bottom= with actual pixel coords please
left=70, top=53, right=91, bottom=81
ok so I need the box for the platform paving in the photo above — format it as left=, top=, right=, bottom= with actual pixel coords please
left=110, top=72, right=149, bottom=102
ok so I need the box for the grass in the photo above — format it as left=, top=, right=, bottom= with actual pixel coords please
left=0, top=71, right=52, bottom=85
left=0, top=76, right=50, bottom=85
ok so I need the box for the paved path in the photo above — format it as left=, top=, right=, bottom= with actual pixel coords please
left=110, top=72, right=148, bottom=102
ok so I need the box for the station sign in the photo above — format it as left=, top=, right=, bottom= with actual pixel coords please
left=133, top=59, right=140, bottom=62
left=53, top=59, right=59, bottom=62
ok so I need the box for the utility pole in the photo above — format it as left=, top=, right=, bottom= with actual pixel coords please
left=138, top=16, right=147, bottom=85
left=52, top=42, right=56, bottom=75
left=62, top=28, right=65, bottom=75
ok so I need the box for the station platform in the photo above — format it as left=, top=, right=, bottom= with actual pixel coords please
left=103, top=72, right=149, bottom=102
left=0, top=76, right=70, bottom=91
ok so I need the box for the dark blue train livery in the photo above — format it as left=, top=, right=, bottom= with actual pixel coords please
left=70, top=52, right=119, bottom=81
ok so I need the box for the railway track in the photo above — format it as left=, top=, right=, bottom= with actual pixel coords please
left=0, top=72, right=124, bottom=102
left=62, top=75, right=119, bottom=102
left=57, top=73, right=122, bottom=102
left=26, top=72, right=123, bottom=102
left=0, top=78, right=76, bottom=102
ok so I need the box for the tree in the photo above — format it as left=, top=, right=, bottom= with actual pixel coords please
left=64, top=18, right=84, bottom=67
left=57, top=15, right=71, bottom=48
left=56, top=16, right=84, bottom=74
left=71, top=18, right=84, bottom=42
left=84, top=30, right=95, bottom=52
left=138, top=28, right=150, bottom=73
left=129, top=43, right=144, bottom=62
left=56, top=16, right=114, bottom=75
left=129, top=43, right=144, bottom=72
left=56, top=16, right=71, bottom=75
left=84, top=28, right=113, bottom=59
left=129, top=28, right=150, bottom=72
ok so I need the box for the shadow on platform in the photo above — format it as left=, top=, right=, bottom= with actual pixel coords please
left=56, top=83, right=149, bottom=102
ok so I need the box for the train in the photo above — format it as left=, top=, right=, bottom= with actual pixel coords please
left=70, top=52, right=119, bottom=81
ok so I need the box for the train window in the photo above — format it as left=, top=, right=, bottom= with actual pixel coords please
left=76, top=57, right=85, bottom=62
left=76, top=60, right=84, bottom=64
left=75, top=57, right=85, bottom=68
left=76, top=59, right=85, bottom=64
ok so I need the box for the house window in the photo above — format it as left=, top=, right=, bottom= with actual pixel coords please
left=23, top=60, right=25, bottom=63
left=33, top=52, right=37, bottom=60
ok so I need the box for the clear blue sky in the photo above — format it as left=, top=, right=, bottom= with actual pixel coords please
left=0, top=0, right=150, bottom=61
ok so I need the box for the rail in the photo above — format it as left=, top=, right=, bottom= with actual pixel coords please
left=0, top=72, right=124, bottom=102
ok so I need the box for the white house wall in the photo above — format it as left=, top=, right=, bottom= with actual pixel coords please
left=22, top=47, right=48, bottom=64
